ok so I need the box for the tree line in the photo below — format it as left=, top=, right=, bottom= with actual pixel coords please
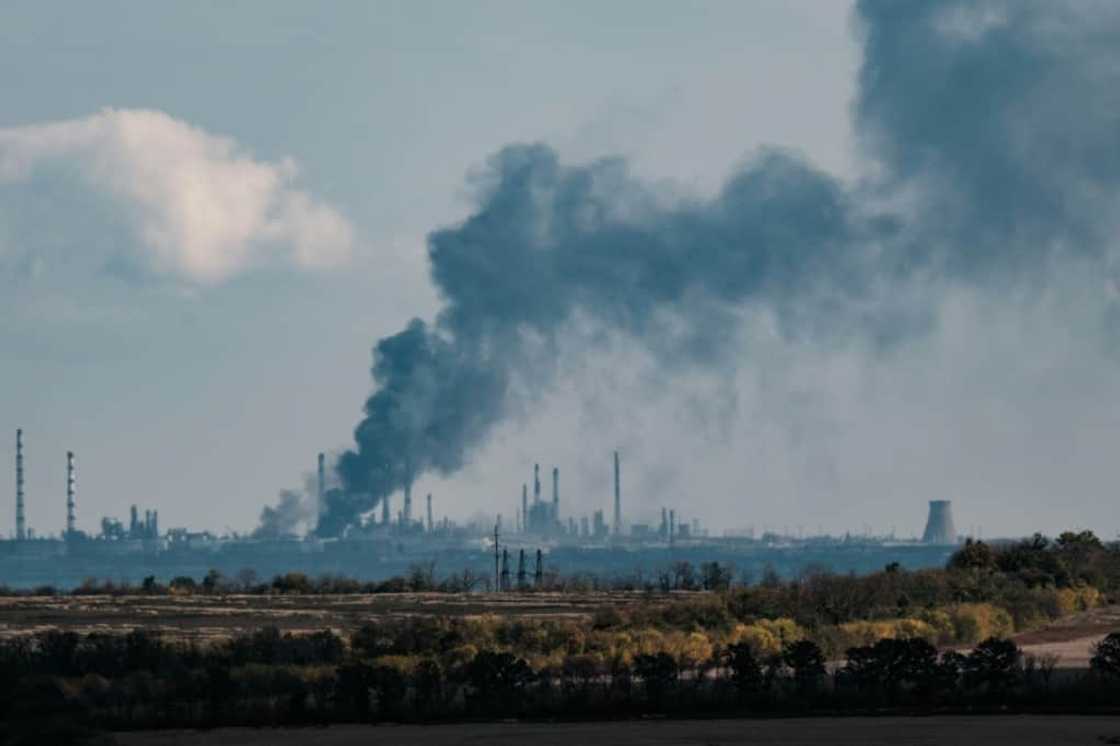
left=3, top=623, right=1120, bottom=744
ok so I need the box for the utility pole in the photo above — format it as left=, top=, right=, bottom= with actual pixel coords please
left=493, top=523, right=500, bottom=592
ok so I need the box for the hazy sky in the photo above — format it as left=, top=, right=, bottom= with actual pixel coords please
left=2, top=1, right=1117, bottom=540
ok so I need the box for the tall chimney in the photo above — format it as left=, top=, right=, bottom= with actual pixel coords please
left=381, top=494, right=391, bottom=525
left=533, top=463, right=541, bottom=503
left=403, top=482, right=413, bottom=524
left=426, top=493, right=433, bottom=533
left=552, top=467, right=559, bottom=522
left=317, top=453, right=326, bottom=512
left=613, top=450, right=621, bottom=536
left=669, top=509, right=675, bottom=547
left=521, top=483, right=529, bottom=534
left=15, top=429, right=25, bottom=541
left=922, top=500, right=958, bottom=545
left=66, top=451, right=76, bottom=538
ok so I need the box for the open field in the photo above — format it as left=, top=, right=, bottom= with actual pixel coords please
left=3, top=592, right=1117, bottom=667
left=1013, top=605, right=1120, bottom=668
left=116, top=716, right=1120, bottom=746
left=0, top=591, right=651, bottom=642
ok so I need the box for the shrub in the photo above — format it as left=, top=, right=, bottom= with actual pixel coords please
left=1091, top=632, right=1120, bottom=678
left=727, top=624, right=781, bottom=657
left=950, top=604, right=1014, bottom=644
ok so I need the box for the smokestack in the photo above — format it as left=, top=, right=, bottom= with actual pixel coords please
left=552, top=467, right=559, bottom=521
left=922, top=500, right=958, bottom=545
left=15, top=429, right=25, bottom=541
left=613, top=450, right=621, bottom=536
left=403, top=482, right=413, bottom=524
left=65, top=451, right=75, bottom=538
left=382, top=493, right=391, bottom=525
left=426, top=493, right=433, bottom=533
left=669, top=509, right=675, bottom=547
left=521, top=483, right=528, bottom=533
left=533, top=463, right=541, bottom=503
left=152, top=510, right=159, bottom=539
left=317, top=452, right=326, bottom=512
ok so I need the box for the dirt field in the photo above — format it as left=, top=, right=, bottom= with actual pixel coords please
left=1013, top=605, right=1120, bottom=668
left=0, top=591, right=649, bottom=642
left=116, top=716, right=1120, bottom=746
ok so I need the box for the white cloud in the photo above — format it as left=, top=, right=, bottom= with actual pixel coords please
left=0, top=108, right=353, bottom=284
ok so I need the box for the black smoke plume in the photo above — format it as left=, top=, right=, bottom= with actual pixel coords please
left=319, top=0, right=1120, bottom=536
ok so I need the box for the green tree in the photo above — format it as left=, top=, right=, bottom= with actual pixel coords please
left=965, top=637, right=1021, bottom=695
left=634, top=652, right=678, bottom=707
left=1091, top=632, right=1120, bottom=678
left=727, top=642, right=763, bottom=696
left=949, top=539, right=995, bottom=572
left=334, top=662, right=374, bottom=720
left=783, top=640, right=825, bottom=696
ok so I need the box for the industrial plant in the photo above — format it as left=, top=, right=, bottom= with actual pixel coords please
left=1, top=428, right=962, bottom=589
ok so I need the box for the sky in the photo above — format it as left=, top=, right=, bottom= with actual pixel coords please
left=2, top=1, right=1118, bottom=541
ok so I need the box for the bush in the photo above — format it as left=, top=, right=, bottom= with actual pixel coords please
left=950, top=604, right=1014, bottom=644
left=1091, top=632, right=1120, bottom=678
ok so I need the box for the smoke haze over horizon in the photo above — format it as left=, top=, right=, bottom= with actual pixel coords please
left=310, top=0, right=1120, bottom=538
left=3, top=1, right=1120, bottom=540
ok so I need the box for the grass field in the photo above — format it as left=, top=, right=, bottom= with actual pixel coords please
left=0, top=591, right=650, bottom=641
left=115, top=716, right=1120, bottom=746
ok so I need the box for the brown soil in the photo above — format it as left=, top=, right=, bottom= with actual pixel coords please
left=1012, top=606, right=1120, bottom=669
left=115, top=716, right=1120, bottom=746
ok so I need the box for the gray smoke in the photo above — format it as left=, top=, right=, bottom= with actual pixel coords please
left=258, top=468, right=332, bottom=538
left=320, top=0, right=1120, bottom=536
left=255, top=489, right=312, bottom=539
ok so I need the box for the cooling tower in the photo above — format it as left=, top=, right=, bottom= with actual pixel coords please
left=922, top=500, right=957, bottom=544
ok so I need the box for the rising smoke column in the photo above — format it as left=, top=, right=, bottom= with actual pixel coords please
left=321, top=0, right=1120, bottom=536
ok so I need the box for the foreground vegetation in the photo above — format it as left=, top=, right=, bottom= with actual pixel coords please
left=2, top=530, right=1120, bottom=744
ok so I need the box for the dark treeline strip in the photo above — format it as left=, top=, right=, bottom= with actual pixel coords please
left=2, top=623, right=1120, bottom=745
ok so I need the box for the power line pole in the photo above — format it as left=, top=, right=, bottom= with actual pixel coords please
left=493, top=522, right=500, bottom=592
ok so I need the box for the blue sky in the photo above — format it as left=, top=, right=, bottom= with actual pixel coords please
left=3, top=1, right=1119, bottom=540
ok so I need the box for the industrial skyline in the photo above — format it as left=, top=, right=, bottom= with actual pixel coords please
left=4, top=1, right=1120, bottom=540
left=8, top=426, right=968, bottom=548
